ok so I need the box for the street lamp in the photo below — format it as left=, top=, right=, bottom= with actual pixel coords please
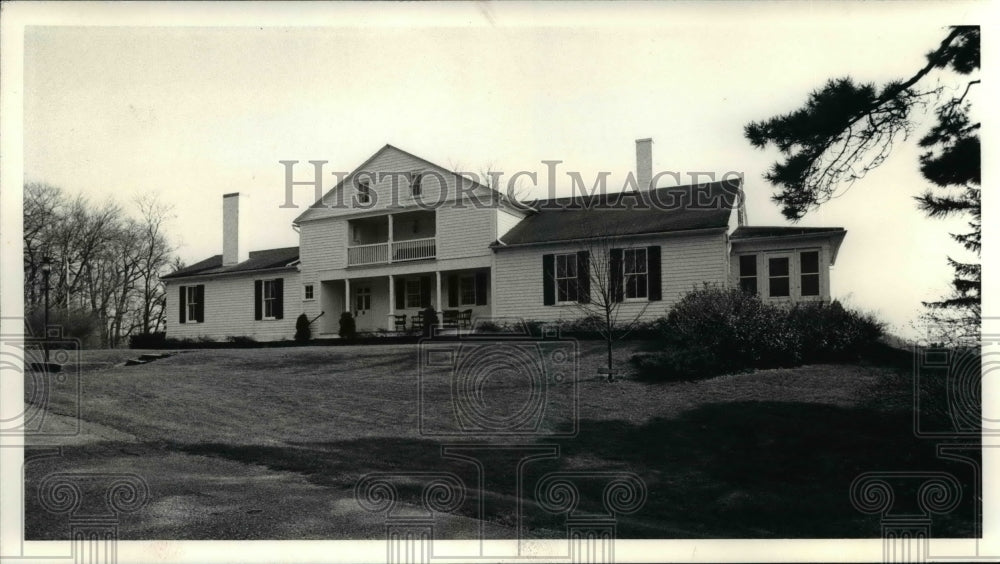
left=41, top=255, right=52, bottom=362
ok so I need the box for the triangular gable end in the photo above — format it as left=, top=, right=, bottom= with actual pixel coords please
left=293, top=144, right=507, bottom=224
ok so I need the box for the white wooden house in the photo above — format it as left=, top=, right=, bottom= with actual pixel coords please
left=162, top=141, right=846, bottom=341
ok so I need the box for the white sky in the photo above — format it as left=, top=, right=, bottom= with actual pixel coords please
left=11, top=1, right=995, bottom=338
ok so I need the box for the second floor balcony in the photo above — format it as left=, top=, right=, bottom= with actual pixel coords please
left=347, top=210, right=436, bottom=267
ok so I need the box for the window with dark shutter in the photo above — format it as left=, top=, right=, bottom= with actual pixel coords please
left=623, top=248, right=648, bottom=299
left=542, top=254, right=555, bottom=306
left=609, top=248, right=624, bottom=302
left=576, top=251, right=590, bottom=304
left=179, top=285, right=187, bottom=324
left=254, top=280, right=263, bottom=320
left=194, top=285, right=205, bottom=322
left=647, top=245, right=661, bottom=301
left=554, top=253, right=579, bottom=303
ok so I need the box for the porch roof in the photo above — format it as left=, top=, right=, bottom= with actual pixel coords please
left=162, top=246, right=300, bottom=280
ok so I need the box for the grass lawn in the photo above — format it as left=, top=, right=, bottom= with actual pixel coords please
left=24, top=341, right=978, bottom=539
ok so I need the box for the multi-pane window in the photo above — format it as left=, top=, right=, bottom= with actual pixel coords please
left=623, top=248, right=648, bottom=299
left=356, top=286, right=371, bottom=311
left=460, top=275, right=477, bottom=305
left=739, top=255, right=758, bottom=294
left=411, top=172, right=423, bottom=196
left=304, top=284, right=314, bottom=300
left=186, top=286, right=199, bottom=322
left=800, top=251, right=820, bottom=296
left=555, top=253, right=579, bottom=303
left=357, top=179, right=371, bottom=204
left=768, top=256, right=790, bottom=298
left=405, top=279, right=422, bottom=308
left=263, top=280, right=279, bottom=318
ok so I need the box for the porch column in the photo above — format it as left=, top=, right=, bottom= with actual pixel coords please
left=344, top=278, right=351, bottom=316
left=435, top=271, right=443, bottom=328
left=387, top=214, right=394, bottom=264
left=387, top=274, right=395, bottom=330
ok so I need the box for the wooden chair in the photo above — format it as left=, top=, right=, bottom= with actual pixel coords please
left=459, top=309, right=472, bottom=329
left=393, top=314, right=407, bottom=332
left=442, top=310, right=459, bottom=327
left=410, top=314, right=423, bottom=333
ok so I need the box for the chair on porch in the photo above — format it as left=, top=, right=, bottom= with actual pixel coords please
left=459, top=309, right=472, bottom=329
left=393, top=314, right=407, bottom=332
left=410, top=314, right=423, bottom=334
left=442, top=310, right=459, bottom=328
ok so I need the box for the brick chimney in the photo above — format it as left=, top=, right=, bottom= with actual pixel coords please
left=222, top=192, right=249, bottom=266
left=635, top=138, right=652, bottom=190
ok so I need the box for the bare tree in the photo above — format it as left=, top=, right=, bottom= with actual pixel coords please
left=566, top=216, right=652, bottom=381
left=23, top=183, right=177, bottom=347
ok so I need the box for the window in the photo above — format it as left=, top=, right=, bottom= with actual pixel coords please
left=739, top=255, right=758, bottom=294
left=356, top=286, right=371, bottom=312
left=411, top=171, right=423, bottom=197
left=357, top=179, right=371, bottom=204
left=800, top=251, right=820, bottom=296
left=768, top=256, right=790, bottom=297
left=459, top=275, right=477, bottom=305
left=405, top=279, right=422, bottom=309
left=623, top=248, right=648, bottom=299
left=304, top=284, right=314, bottom=300
left=186, top=286, right=198, bottom=322
left=263, top=280, right=279, bottom=318
left=179, top=285, right=204, bottom=323
left=555, top=253, right=579, bottom=303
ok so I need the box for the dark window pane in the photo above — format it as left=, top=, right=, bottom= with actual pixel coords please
left=769, top=277, right=789, bottom=297
left=800, top=251, right=819, bottom=274
left=739, top=255, right=756, bottom=276
left=769, top=257, right=789, bottom=277
left=802, top=274, right=820, bottom=296
left=740, top=277, right=757, bottom=294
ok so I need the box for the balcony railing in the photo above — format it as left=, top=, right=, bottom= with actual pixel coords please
left=347, top=242, right=389, bottom=266
left=393, top=237, right=436, bottom=262
left=347, top=237, right=436, bottom=266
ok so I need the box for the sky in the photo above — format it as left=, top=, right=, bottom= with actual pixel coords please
left=10, top=2, right=994, bottom=339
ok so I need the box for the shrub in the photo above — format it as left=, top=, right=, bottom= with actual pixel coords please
left=226, top=335, right=257, bottom=345
left=634, top=285, right=884, bottom=381
left=338, top=312, right=356, bottom=339
left=295, top=313, right=311, bottom=342
left=129, top=332, right=166, bottom=349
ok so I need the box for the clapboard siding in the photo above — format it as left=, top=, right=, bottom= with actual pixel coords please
left=492, top=231, right=728, bottom=323
left=295, top=146, right=499, bottom=223
left=165, top=271, right=300, bottom=342
left=437, top=205, right=497, bottom=260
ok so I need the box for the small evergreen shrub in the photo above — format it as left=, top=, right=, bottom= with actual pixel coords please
left=338, top=312, right=356, bottom=339
left=295, top=313, right=311, bottom=342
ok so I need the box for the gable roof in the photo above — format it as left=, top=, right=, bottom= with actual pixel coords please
left=494, top=178, right=741, bottom=247
left=730, top=226, right=846, bottom=240
left=161, top=246, right=299, bottom=280
left=293, top=144, right=518, bottom=224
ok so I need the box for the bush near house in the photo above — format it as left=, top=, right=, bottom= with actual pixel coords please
left=633, top=286, right=884, bottom=381
left=338, top=312, right=356, bottom=339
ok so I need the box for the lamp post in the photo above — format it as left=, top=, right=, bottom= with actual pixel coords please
left=41, top=256, right=52, bottom=362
